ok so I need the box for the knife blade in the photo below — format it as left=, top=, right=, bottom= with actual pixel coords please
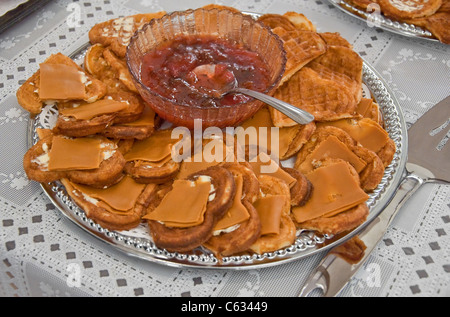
left=298, top=96, right=450, bottom=297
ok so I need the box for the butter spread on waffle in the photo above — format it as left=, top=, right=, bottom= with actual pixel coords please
left=379, top=0, right=442, bottom=19
left=17, top=53, right=107, bottom=114
left=89, top=12, right=167, bottom=58
left=61, top=176, right=154, bottom=231
left=344, top=0, right=449, bottom=44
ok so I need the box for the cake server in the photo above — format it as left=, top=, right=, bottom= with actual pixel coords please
left=298, top=95, right=450, bottom=297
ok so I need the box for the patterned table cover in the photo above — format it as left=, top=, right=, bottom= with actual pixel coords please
left=0, top=0, right=449, bottom=297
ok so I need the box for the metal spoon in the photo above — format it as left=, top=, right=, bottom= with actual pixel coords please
left=191, top=64, right=315, bottom=125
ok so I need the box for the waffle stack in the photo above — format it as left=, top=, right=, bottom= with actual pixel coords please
left=17, top=7, right=397, bottom=259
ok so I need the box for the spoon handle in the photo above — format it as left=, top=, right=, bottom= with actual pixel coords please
left=234, top=88, right=315, bottom=125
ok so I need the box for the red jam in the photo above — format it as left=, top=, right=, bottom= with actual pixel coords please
left=140, top=35, right=271, bottom=108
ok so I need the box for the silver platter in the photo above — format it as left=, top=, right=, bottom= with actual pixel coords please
left=327, top=0, right=438, bottom=42
left=27, top=29, right=408, bottom=270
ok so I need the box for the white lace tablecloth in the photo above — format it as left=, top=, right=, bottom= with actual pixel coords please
left=0, top=0, right=449, bottom=298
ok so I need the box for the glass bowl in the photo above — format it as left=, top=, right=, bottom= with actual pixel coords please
left=126, top=8, right=287, bottom=129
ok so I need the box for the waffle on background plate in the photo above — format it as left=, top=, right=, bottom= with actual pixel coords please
left=345, top=0, right=450, bottom=44
left=17, top=6, right=397, bottom=259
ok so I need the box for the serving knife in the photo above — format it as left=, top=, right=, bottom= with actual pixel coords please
left=298, top=96, right=450, bottom=297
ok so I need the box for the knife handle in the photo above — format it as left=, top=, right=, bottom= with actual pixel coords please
left=298, top=170, right=427, bottom=297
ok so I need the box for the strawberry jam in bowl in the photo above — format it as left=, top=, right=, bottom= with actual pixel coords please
left=127, top=8, right=287, bottom=129
left=140, top=35, right=271, bottom=108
